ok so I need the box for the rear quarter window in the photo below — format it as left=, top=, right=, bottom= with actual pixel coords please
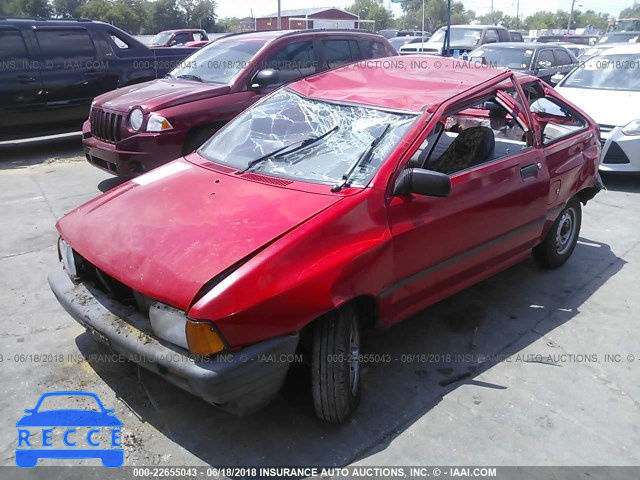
left=35, top=28, right=96, bottom=61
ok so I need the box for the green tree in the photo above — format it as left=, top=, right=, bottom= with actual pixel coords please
left=12, top=0, right=53, bottom=16
left=397, top=0, right=472, bottom=31
left=523, top=11, right=557, bottom=29
left=150, top=0, right=185, bottom=31
left=619, top=4, right=640, bottom=18
left=190, top=0, right=217, bottom=30
left=578, top=10, right=611, bottom=31
left=53, top=0, right=86, bottom=18
left=478, top=10, right=503, bottom=25
left=79, top=0, right=114, bottom=21
left=346, top=0, right=394, bottom=30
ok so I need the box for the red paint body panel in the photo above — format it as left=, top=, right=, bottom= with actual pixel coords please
left=57, top=159, right=341, bottom=311
left=60, top=59, right=601, bottom=349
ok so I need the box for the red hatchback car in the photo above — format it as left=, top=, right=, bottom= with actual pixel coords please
left=51, top=57, right=602, bottom=423
left=83, top=30, right=396, bottom=176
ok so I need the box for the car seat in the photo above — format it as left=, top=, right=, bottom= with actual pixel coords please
left=427, top=126, right=495, bottom=175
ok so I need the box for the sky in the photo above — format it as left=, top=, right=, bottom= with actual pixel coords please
left=215, top=0, right=635, bottom=21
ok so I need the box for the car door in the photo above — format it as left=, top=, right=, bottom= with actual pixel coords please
left=0, top=26, right=47, bottom=140
left=552, top=48, right=577, bottom=76
left=534, top=48, right=556, bottom=82
left=385, top=80, right=550, bottom=322
left=33, top=26, right=106, bottom=128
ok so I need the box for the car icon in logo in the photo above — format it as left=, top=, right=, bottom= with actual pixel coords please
left=16, top=391, right=123, bottom=468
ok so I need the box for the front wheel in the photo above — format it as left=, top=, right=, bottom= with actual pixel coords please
left=311, top=305, right=361, bottom=423
left=533, top=198, right=582, bottom=269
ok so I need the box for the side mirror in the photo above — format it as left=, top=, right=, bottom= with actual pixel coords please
left=550, top=72, right=565, bottom=85
left=169, top=40, right=177, bottom=46
left=393, top=168, right=451, bottom=197
left=251, top=69, right=280, bottom=90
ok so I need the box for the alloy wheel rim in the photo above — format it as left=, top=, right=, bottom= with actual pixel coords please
left=555, top=207, right=577, bottom=255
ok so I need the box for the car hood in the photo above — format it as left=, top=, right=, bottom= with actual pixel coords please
left=555, top=86, right=640, bottom=126
left=95, top=78, right=231, bottom=112
left=57, top=159, right=340, bottom=310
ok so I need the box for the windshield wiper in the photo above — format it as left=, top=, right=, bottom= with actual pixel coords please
left=237, top=125, right=339, bottom=174
left=176, top=74, right=203, bottom=82
left=331, top=124, right=392, bottom=192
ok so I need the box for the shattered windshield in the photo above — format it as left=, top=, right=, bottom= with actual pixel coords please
left=199, top=89, right=416, bottom=187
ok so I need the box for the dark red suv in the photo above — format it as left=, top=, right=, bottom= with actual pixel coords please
left=82, top=30, right=396, bottom=176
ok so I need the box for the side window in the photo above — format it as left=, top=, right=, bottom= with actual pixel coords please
left=267, top=40, right=315, bottom=70
left=35, top=29, right=96, bottom=62
left=536, top=50, right=554, bottom=69
left=529, top=96, right=586, bottom=144
left=553, top=49, right=573, bottom=66
left=407, top=95, right=529, bottom=176
left=0, top=29, right=30, bottom=66
left=361, top=39, right=392, bottom=59
left=172, top=33, right=190, bottom=45
left=484, top=29, right=499, bottom=44
left=109, top=33, right=130, bottom=49
left=322, top=39, right=356, bottom=68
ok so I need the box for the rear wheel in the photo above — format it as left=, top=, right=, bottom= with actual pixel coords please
left=533, top=197, right=582, bottom=269
left=311, top=304, right=361, bottom=423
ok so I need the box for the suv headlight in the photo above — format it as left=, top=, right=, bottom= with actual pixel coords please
left=147, top=114, right=173, bottom=132
left=622, top=119, right=640, bottom=136
left=129, top=108, right=144, bottom=131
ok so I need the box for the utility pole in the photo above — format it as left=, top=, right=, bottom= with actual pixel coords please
left=277, top=0, right=282, bottom=30
left=516, top=0, right=520, bottom=29
left=491, top=0, right=494, bottom=23
left=567, top=0, right=576, bottom=34
left=421, top=0, right=425, bottom=42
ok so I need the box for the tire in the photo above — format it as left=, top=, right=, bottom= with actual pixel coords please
left=311, top=304, right=361, bottom=423
left=533, top=197, right=582, bottom=269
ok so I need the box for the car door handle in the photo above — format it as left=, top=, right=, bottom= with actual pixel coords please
left=520, top=163, right=541, bottom=179
left=85, top=69, right=102, bottom=77
left=16, top=74, right=37, bottom=84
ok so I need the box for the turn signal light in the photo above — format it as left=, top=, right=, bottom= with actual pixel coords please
left=186, top=319, right=226, bottom=355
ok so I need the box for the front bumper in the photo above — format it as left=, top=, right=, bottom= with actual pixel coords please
left=599, top=126, right=640, bottom=173
left=82, top=120, right=185, bottom=177
left=48, top=269, right=299, bottom=415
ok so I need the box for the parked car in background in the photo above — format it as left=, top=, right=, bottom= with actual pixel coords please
left=398, top=29, right=431, bottom=37
left=83, top=29, right=396, bottom=176
left=0, top=18, right=197, bottom=142
left=469, top=43, right=579, bottom=84
left=50, top=56, right=601, bottom=424
left=389, top=36, right=427, bottom=53
left=399, top=25, right=510, bottom=56
left=597, top=31, right=640, bottom=44
left=578, top=43, right=620, bottom=60
left=183, top=33, right=230, bottom=48
left=149, top=29, right=208, bottom=47
left=378, top=29, right=399, bottom=39
left=555, top=43, right=640, bottom=173
left=536, top=34, right=599, bottom=45
left=609, top=18, right=640, bottom=31
left=509, top=30, right=524, bottom=42
left=548, top=42, right=590, bottom=58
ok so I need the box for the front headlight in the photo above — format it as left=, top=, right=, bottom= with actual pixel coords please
left=149, top=302, right=189, bottom=349
left=58, top=237, right=77, bottom=278
left=622, top=119, right=640, bottom=136
left=146, top=114, right=173, bottom=132
left=129, top=108, right=144, bottom=131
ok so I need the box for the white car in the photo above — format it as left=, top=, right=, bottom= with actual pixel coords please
left=555, top=43, right=640, bottom=173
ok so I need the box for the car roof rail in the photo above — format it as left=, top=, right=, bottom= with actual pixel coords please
left=0, top=16, right=94, bottom=22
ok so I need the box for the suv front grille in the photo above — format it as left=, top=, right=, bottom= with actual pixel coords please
left=91, top=108, right=123, bottom=143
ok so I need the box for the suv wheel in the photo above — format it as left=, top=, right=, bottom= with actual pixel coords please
left=311, top=304, right=361, bottom=423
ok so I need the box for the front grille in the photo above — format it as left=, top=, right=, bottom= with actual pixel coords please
left=75, top=251, right=153, bottom=317
left=91, top=108, right=123, bottom=143
left=602, top=142, right=630, bottom=164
